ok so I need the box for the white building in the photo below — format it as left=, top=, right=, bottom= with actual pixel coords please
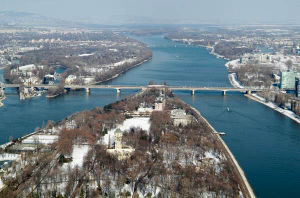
left=171, top=109, right=193, bottom=127
left=65, top=75, right=77, bottom=84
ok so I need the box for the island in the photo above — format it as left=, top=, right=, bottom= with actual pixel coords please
left=0, top=86, right=255, bottom=198
left=0, top=29, right=152, bottom=99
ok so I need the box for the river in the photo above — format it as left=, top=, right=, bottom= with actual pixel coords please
left=0, top=35, right=300, bottom=198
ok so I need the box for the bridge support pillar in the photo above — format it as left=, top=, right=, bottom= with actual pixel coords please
left=192, top=90, right=195, bottom=95
left=116, top=88, right=121, bottom=94
left=222, top=90, right=226, bottom=96
left=247, top=90, right=252, bottom=95
left=85, top=88, right=90, bottom=93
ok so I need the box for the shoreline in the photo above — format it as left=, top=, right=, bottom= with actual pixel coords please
left=224, top=59, right=300, bottom=124
left=189, top=105, right=256, bottom=198
left=245, top=94, right=300, bottom=124
left=0, top=96, right=5, bottom=108
left=91, top=57, right=152, bottom=85
left=46, top=93, right=61, bottom=98
left=184, top=40, right=300, bottom=125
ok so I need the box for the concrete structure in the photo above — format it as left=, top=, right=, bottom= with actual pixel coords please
left=171, top=109, right=193, bottom=127
left=107, top=128, right=134, bottom=160
left=280, top=71, right=297, bottom=90
left=0, top=84, right=266, bottom=95
left=154, top=95, right=165, bottom=111
left=114, top=128, right=123, bottom=150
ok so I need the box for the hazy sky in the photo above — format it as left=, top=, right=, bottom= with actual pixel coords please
left=1, top=0, right=300, bottom=24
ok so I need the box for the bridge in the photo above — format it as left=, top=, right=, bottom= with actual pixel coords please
left=0, top=83, right=264, bottom=95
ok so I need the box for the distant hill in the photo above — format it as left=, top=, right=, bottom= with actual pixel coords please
left=0, top=11, right=73, bottom=27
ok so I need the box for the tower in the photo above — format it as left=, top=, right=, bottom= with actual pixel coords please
left=114, top=128, right=123, bottom=150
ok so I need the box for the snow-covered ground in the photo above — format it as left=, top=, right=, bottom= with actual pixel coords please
left=251, top=94, right=300, bottom=124
left=101, top=117, right=151, bottom=146
left=82, top=77, right=95, bottom=84
left=18, top=64, right=43, bottom=71
left=111, top=58, right=136, bottom=67
left=225, top=59, right=240, bottom=69
left=229, top=73, right=244, bottom=88
left=64, top=145, right=89, bottom=169
left=78, top=53, right=94, bottom=57
left=18, top=64, right=36, bottom=71
left=0, top=178, right=3, bottom=190
left=120, top=117, right=150, bottom=132
left=22, top=134, right=58, bottom=144
left=0, top=153, right=20, bottom=161
left=204, top=151, right=221, bottom=164
left=83, top=58, right=137, bottom=74
left=102, top=129, right=116, bottom=146
left=0, top=141, right=12, bottom=149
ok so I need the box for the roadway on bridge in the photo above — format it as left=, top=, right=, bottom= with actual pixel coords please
left=0, top=83, right=262, bottom=92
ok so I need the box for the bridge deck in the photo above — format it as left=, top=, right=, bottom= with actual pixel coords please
left=0, top=83, right=263, bottom=92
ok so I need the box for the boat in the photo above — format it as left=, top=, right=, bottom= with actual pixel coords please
left=213, top=131, right=226, bottom=136
left=227, top=107, right=230, bottom=112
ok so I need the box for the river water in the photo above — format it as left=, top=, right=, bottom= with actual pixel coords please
left=0, top=35, right=299, bottom=198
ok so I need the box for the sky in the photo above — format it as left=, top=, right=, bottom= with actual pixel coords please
left=1, top=0, right=300, bottom=25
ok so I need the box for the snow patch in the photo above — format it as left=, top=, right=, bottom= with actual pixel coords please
left=78, top=53, right=94, bottom=57
left=22, top=135, right=58, bottom=144
left=252, top=94, right=300, bottom=124
left=229, top=73, right=244, bottom=88
left=68, top=145, right=89, bottom=169
left=120, top=117, right=150, bottom=132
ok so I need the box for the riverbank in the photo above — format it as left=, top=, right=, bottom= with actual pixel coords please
left=245, top=94, right=300, bottom=124
left=189, top=105, right=256, bottom=198
left=46, top=93, right=61, bottom=98
left=229, top=72, right=300, bottom=124
left=225, top=62, right=300, bottom=124
left=92, top=57, right=152, bottom=85
left=209, top=45, right=230, bottom=60
left=203, top=44, right=300, bottom=125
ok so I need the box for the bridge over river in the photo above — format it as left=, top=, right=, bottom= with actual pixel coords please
left=0, top=83, right=264, bottom=95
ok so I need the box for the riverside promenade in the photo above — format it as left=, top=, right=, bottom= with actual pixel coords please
left=189, top=106, right=256, bottom=198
